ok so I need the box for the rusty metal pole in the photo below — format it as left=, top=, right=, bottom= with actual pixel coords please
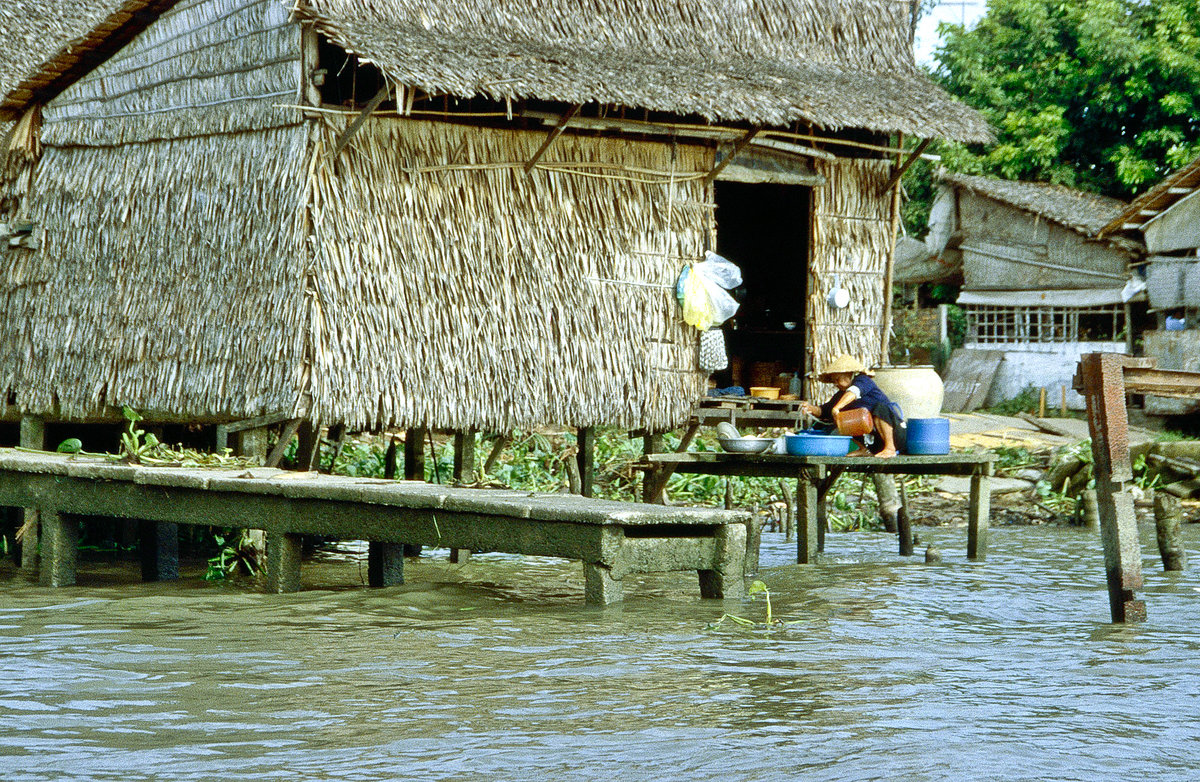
left=1076, top=353, right=1146, bottom=623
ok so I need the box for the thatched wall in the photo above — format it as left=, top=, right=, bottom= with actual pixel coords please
left=41, top=0, right=300, bottom=146
left=0, top=125, right=309, bottom=420
left=306, top=117, right=712, bottom=431
left=806, top=158, right=893, bottom=400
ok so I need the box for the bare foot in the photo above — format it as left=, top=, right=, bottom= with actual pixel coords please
left=873, top=448, right=898, bottom=458
left=848, top=448, right=871, bottom=457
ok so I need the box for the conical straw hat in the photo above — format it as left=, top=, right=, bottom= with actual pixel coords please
left=817, top=354, right=873, bottom=382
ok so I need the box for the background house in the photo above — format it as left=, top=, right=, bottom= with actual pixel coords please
left=1100, top=156, right=1200, bottom=416
left=928, top=172, right=1144, bottom=411
left=0, top=0, right=990, bottom=447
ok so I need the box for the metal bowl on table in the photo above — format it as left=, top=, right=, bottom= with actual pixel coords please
left=718, top=437, right=776, bottom=454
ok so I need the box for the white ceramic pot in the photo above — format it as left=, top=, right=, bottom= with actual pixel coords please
left=872, top=365, right=944, bottom=420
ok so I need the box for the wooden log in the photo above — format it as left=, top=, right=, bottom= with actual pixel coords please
left=265, top=419, right=302, bottom=468
left=898, top=478, right=913, bottom=556
left=293, top=423, right=320, bottom=472
left=1080, top=489, right=1100, bottom=530
left=779, top=479, right=796, bottom=541
left=383, top=435, right=399, bottom=480
left=483, top=432, right=511, bottom=475
left=322, top=424, right=347, bottom=475
left=1154, top=493, right=1187, bottom=572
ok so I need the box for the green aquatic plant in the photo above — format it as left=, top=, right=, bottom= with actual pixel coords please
left=707, top=580, right=804, bottom=634
left=204, top=530, right=260, bottom=581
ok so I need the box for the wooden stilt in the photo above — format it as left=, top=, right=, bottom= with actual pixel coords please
left=293, top=422, right=320, bottom=471
left=367, top=541, right=405, bottom=586
left=796, top=468, right=820, bottom=564
left=967, top=463, right=991, bottom=560
left=18, top=415, right=44, bottom=575
left=453, top=430, right=477, bottom=484
left=404, top=427, right=427, bottom=481
left=139, top=521, right=179, bottom=581
left=1154, top=493, right=1187, bottom=572
left=576, top=427, right=595, bottom=498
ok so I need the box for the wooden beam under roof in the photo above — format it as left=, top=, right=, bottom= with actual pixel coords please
left=525, top=104, right=581, bottom=174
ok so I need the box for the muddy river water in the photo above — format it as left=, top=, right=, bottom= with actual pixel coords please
left=3, top=522, right=1200, bottom=781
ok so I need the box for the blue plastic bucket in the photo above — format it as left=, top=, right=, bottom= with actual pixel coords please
left=784, top=432, right=853, bottom=457
left=906, top=417, right=950, bottom=455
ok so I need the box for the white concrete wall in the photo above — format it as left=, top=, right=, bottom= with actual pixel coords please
left=967, top=342, right=1127, bottom=410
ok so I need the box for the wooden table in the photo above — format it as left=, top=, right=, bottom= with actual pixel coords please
left=640, top=452, right=995, bottom=563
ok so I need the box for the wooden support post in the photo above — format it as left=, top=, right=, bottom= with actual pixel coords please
left=266, top=532, right=303, bottom=593
left=383, top=435, right=399, bottom=480
left=265, top=418, right=302, bottom=468
left=322, top=424, right=347, bottom=474
left=1076, top=352, right=1146, bottom=623
left=525, top=105, right=581, bottom=174
left=1154, top=493, right=1187, bottom=572
left=898, top=478, right=914, bottom=556
left=293, top=422, right=320, bottom=472
left=704, top=128, right=759, bottom=185
left=18, top=415, right=44, bottom=574
left=483, top=432, right=511, bottom=476
left=779, top=479, right=796, bottom=541
left=404, top=428, right=427, bottom=481
left=641, top=433, right=663, bottom=503
left=796, top=468, right=821, bottom=563
left=576, top=427, right=595, bottom=498
left=967, top=462, right=991, bottom=560
left=1038, top=387, right=1047, bottom=418
left=873, top=474, right=901, bottom=533
left=330, top=83, right=391, bottom=160
left=367, top=542, right=405, bottom=586
left=453, top=430, right=476, bottom=484
left=138, top=521, right=179, bottom=582
left=39, top=510, right=79, bottom=587
left=724, top=478, right=734, bottom=510
left=583, top=562, right=623, bottom=605
left=1061, top=385, right=1068, bottom=417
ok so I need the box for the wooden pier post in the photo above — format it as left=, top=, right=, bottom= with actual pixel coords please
left=576, top=427, right=595, bottom=498
left=796, top=467, right=822, bottom=563
left=1076, top=353, right=1146, bottom=623
left=897, top=478, right=914, bottom=556
left=368, top=542, right=406, bottom=585
left=967, top=462, right=992, bottom=560
left=138, top=521, right=179, bottom=581
left=453, top=430, right=476, bottom=484
left=1154, top=493, right=1187, bottom=572
left=266, top=532, right=303, bottom=593
left=18, top=415, right=44, bottom=575
left=39, top=510, right=79, bottom=587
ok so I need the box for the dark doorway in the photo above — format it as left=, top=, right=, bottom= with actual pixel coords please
left=713, top=181, right=811, bottom=392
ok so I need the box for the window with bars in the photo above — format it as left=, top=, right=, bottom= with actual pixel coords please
left=966, top=305, right=1125, bottom=344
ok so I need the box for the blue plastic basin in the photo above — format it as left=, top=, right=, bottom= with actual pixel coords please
left=906, top=417, right=950, bottom=455
left=784, top=432, right=853, bottom=457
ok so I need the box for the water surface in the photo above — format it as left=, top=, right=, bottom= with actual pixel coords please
left=3, top=522, right=1199, bottom=781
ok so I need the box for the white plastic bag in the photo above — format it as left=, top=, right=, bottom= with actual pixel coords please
left=680, top=252, right=742, bottom=331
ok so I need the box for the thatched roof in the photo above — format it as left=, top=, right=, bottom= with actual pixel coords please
left=291, top=0, right=992, bottom=142
left=1098, top=155, right=1200, bottom=238
left=0, top=1, right=124, bottom=101
left=938, top=171, right=1129, bottom=238
left=0, top=1, right=174, bottom=123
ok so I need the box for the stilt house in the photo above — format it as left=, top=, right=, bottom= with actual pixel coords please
left=929, top=172, right=1143, bottom=410
left=0, top=0, right=990, bottom=438
left=1100, top=156, right=1200, bottom=416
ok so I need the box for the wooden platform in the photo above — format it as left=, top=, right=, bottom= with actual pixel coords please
left=0, top=449, right=749, bottom=605
left=640, top=452, right=995, bottom=563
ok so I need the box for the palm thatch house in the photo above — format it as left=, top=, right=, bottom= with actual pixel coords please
left=929, top=172, right=1144, bottom=410
left=0, top=0, right=990, bottom=453
left=1099, top=156, right=1200, bottom=416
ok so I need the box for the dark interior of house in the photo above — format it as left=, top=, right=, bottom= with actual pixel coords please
left=711, top=181, right=811, bottom=392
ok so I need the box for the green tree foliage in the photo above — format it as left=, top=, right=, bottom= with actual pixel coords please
left=933, top=0, right=1200, bottom=199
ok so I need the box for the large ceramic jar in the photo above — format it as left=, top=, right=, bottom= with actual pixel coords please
left=872, top=365, right=944, bottom=420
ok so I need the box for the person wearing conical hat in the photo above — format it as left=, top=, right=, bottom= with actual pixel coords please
left=800, top=354, right=906, bottom=458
